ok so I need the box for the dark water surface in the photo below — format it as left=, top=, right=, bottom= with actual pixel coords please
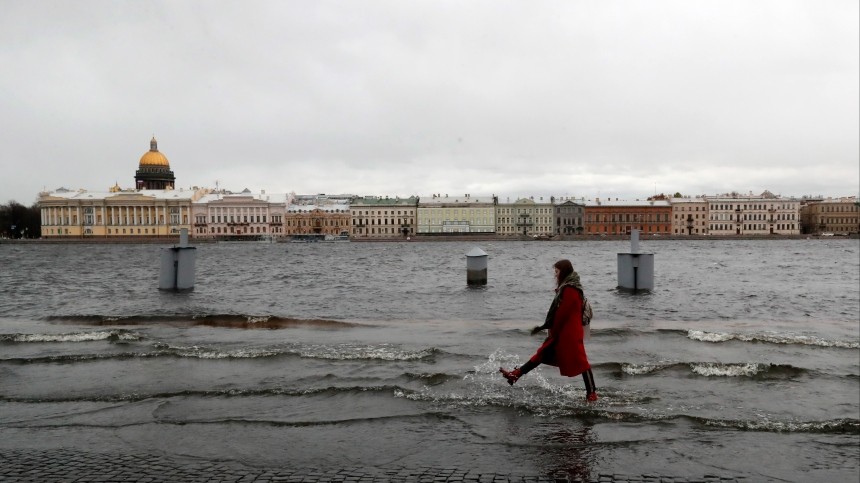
left=1, top=239, right=858, bottom=481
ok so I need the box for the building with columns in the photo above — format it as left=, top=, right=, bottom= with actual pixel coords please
left=496, top=196, right=555, bottom=237
left=707, top=194, right=800, bottom=235
left=38, top=187, right=205, bottom=238
left=192, top=189, right=290, bottom=240
left=38, top=137, right=204, bottom=238
left=417, top=194, right=496, bottom=234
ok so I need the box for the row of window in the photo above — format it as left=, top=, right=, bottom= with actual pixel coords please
left=587, top=225, right=669, bottom=233
left=710, top=204, right=798, bottom=210
left=46, top=216, right=183, bottom=225
left=352, top=210, right=415, bottom=216
left=353, top=227, right=413, bottom=235
left=352, top=218, right=415, bottom=225
left=816, top=205, right=859, bottom=212
left=588, top=214, right=671, bottom=222
left=202, top=215, right=268, bottom=223
left=710, top=224, right=798, bottom=231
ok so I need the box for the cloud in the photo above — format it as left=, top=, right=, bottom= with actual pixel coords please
left=1, top=0, right=857, bottom=205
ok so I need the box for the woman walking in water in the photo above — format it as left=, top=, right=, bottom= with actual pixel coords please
left=499, top=259, right=598, bottom=401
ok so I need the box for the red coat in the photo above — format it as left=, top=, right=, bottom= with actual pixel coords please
left=529, top=286, right=591, bottom=377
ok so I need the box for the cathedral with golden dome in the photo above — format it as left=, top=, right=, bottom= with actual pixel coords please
left=135, top=137, right=175, bottom=190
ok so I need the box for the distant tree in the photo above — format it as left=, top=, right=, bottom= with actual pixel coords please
left=0, top=201, right=41, bottom=239
left=673, top=192, right=683, bottom=198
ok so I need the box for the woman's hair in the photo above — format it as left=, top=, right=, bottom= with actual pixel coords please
left=553, top=259, right=573, bottom=287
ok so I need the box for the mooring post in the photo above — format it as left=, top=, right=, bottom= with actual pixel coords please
left=617, top=229, right=654, bottom=293
left=158, top=228, right=197, bottom=292
left=465, top=247, right=488, bottom=286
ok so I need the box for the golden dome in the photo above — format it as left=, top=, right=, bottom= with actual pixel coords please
left=139, top=137, right=170, bottom=167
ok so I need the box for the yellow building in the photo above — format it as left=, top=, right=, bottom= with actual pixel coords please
left=39, top=188, right=205, bottom=238
left=496, top=196, right=555, bottom=237
left=417, top=194, right=496, bottom=234
left=350, top=196, right=418, bottom=239
left=38, top=137, right=205, bottom=238
left=800, top=197, right=860, bottom=235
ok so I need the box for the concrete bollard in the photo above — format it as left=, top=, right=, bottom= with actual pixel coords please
left=158, top=228, right=197, bottom=292
left=465, top=247, right=488, bottom=286
left=617, top=230, right=654, bottom=292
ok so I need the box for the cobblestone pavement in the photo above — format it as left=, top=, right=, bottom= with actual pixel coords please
left=0, top=449, right=748, bottom=483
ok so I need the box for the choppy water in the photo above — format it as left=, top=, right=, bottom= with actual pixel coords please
left=1, top=239, right=858, bottom=481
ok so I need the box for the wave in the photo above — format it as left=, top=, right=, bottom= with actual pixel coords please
left=395, top=389, right=860, bottom=435
left=692, top=416, right=860, bottom=434
left=0, top=329, right=144, bottom=343
left=4, top=383, right=857, bottom=435
left=41, top=314, right=360, bottom=329
left=595, top=328, right=859, bottom=349
left=404, top=372, right=458, bottom=385
left=0, top=385, right=414, bottom=404
left=596, top=361, right=809, bottom=378
left=293, top=344, right=440, bottom=361
left=686, top=330, right=859, bottom=348
left=0, top=343, right=442, bottom=364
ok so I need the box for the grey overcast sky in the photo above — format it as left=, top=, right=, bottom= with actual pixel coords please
left=1, top=0, right=858, bottom=205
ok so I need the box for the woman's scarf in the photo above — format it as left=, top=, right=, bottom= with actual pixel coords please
left=543, top=271, right=584, bottom=328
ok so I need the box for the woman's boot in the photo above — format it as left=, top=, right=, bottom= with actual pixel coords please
left=499, top=367, right=522, bottom=385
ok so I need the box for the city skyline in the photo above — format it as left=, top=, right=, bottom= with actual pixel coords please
left=2, top=1, right=858, bottom=206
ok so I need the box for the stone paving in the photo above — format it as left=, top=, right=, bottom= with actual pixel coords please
left=0, top=449, right=747, bottom=483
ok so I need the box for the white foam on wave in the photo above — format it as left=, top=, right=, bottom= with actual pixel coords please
left=621, top=362, right=673, bottom=375
left=7, top=330, right=143, bottom=343
left=149, top=342, right=436, bottom=361
left=687, top=330, right=859, bottom=349
left=246, top=316, right=271, bottom=324
left=170, top=345, right=281, bottom=359
left=704, top=417, right=859, bottom=433
left=690, top=362, right=761, bottom=377
left=296, top=344, right=436, bottom=361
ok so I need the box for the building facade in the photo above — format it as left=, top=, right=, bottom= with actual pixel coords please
left=192, top=190, right=289, bottom=240
left=707, top=195, right=800, bottom=235
left=555, top=198, right=585, bottom=235
left=417, top=194, right=496, bottom=234
left=284, top=195, right=351, bottom=238
left=496, top=197, right=555, bottom=237
left=350, top=196, right=418, bottom=239
left=584, top=199, right=672, bottom=235
left=39, top=187, right=203, bottom=238
left=671, top=198, right=709, bottom=235
left=799, top=197, right=860, bottom=235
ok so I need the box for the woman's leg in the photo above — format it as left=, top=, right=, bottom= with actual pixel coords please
left=582, top=369, right=598, bottom=401
left=500, top=359, right=540, bottom=385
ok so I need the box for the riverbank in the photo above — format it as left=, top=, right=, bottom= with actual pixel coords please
left=2, top=233, right=855, bottom=244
